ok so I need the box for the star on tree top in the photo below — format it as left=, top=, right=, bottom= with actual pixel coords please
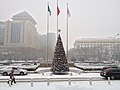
left=58, top=29, right=61, bottom=33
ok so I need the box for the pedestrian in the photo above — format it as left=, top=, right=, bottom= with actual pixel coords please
left=7, top=67, right=16, bottom=85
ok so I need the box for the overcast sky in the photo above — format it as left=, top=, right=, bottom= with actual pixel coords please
left=0, top=0, right=120, bottom=49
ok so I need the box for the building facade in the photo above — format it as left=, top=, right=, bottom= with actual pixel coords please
left=4, top=11, right=40, bottom=49
left=39, top=33, right=56, bottom=49
left=39, top=33, right=56, bottom=60
left=0, top=11, right=41, bottom=60
left=74, top=38, right=120, bottom=61
left=0, top=21, right=5, bottom=46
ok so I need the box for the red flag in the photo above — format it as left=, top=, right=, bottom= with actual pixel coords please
left=57, top=6, right=60, bottom=16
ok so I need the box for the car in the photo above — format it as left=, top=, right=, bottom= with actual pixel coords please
left=101, top=65, right=118, bottom=71
left=0, top=66, right=27, bottom=76
left=100, top=68, right=120, bottom=80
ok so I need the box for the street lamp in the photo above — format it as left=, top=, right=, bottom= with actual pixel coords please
left=113, top=34, right=119, bottom=41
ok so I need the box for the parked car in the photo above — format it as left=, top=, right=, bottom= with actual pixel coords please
left=0, top=66, right=27, bottom=76
left=101, top=65, right=118, bottom=71
left=100, top=68, right=120, bottom=80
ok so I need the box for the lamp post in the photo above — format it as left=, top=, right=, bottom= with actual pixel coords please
left=113, top=34, right=119, bottom=41
left=113, top=34, right=119, bottom=62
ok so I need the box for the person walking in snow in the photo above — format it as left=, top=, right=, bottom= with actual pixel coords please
left=7, top=67, right=16, bottom=85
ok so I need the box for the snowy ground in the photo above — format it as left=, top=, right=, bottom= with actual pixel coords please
left=0, top=67, right=120, bottom=90
left=0, top=80, right=120, bottom=90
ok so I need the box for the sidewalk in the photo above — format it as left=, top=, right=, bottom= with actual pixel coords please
left=0, top=80, right=120, bottom=90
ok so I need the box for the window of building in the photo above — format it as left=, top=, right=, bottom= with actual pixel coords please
left=11, top=23, right=21, bottom=43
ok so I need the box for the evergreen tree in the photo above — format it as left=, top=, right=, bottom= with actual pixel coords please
left=51, top=34, right=69, bottom=74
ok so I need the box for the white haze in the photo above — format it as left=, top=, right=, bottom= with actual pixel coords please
left=0, top=0, right=120, bottom=49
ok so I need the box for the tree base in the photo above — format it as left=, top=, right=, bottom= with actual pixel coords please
left=52, top=71, right=69, bottom=75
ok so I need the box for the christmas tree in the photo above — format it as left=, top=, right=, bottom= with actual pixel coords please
left=51, top=34, right=69, bottom=74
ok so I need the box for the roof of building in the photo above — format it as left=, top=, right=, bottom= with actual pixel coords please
left=75, top=38, right=120, bottom=43
left=12, top=11, right=36, bottom=24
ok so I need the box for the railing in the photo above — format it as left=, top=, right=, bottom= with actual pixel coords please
left=0, top=69, right=113, bottom=87
left=0, top=76, right=112, bottom=87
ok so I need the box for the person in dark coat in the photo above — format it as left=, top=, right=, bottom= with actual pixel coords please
left=7, top=67, right=16, bottom=85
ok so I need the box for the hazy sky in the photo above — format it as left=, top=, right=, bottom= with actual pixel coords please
left=0, top=0, right=120, bottom=49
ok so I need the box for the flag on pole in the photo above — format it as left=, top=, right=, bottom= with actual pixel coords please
left=48, top=4, right=51, bottom=16
left=57, top=6, right=60, bottom=16
left=67, top=7, right=71, bottom=17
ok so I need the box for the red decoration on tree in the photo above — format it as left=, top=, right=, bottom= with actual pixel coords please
left=51, top=34, right=69, bottom=74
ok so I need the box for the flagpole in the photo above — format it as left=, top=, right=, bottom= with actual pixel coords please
left=47, top=2, right=49, bottom=67
left=57, top=0, right=58, bottom=37
left=66, top=3, right=68, bottom=62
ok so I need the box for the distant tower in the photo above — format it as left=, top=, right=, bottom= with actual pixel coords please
left=51, top=33, right=69, bottom=74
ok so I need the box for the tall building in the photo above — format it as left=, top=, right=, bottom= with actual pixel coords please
left=39, top=33, right=56, bottom=60
left=48, top=33, right=56, bottom=50
left=5, top=11, right=40, bottom=49
left=39, top=34, right=46, bottom=49
left=39, top=33, right=56, bottom=49
left=74, top=38, right=120, bottom=61
left=0, top=11, right=41, bottom=60
left=0, top=21, right=5, bottom=45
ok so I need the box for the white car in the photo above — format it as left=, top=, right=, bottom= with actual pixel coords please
left=0, top=66, right=27, bottom=76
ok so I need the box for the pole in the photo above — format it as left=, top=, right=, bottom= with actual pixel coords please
left=57, top=0, right=58, bottom=36
left=66, top=3, right=68, bottom=61
left=47, top=78, right=50, bottom=86
left=47, top=2, right=49, bottom=67
left=108, top=77, right=111, bottom=85
left=31, top=78, right=33, bottom=86
left=89, top=77, right=92, bottom=86
left=68, top=78, right=71, bottom=85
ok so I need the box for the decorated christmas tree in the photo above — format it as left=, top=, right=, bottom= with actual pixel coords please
left=51, top=34, right=69, bottom=74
